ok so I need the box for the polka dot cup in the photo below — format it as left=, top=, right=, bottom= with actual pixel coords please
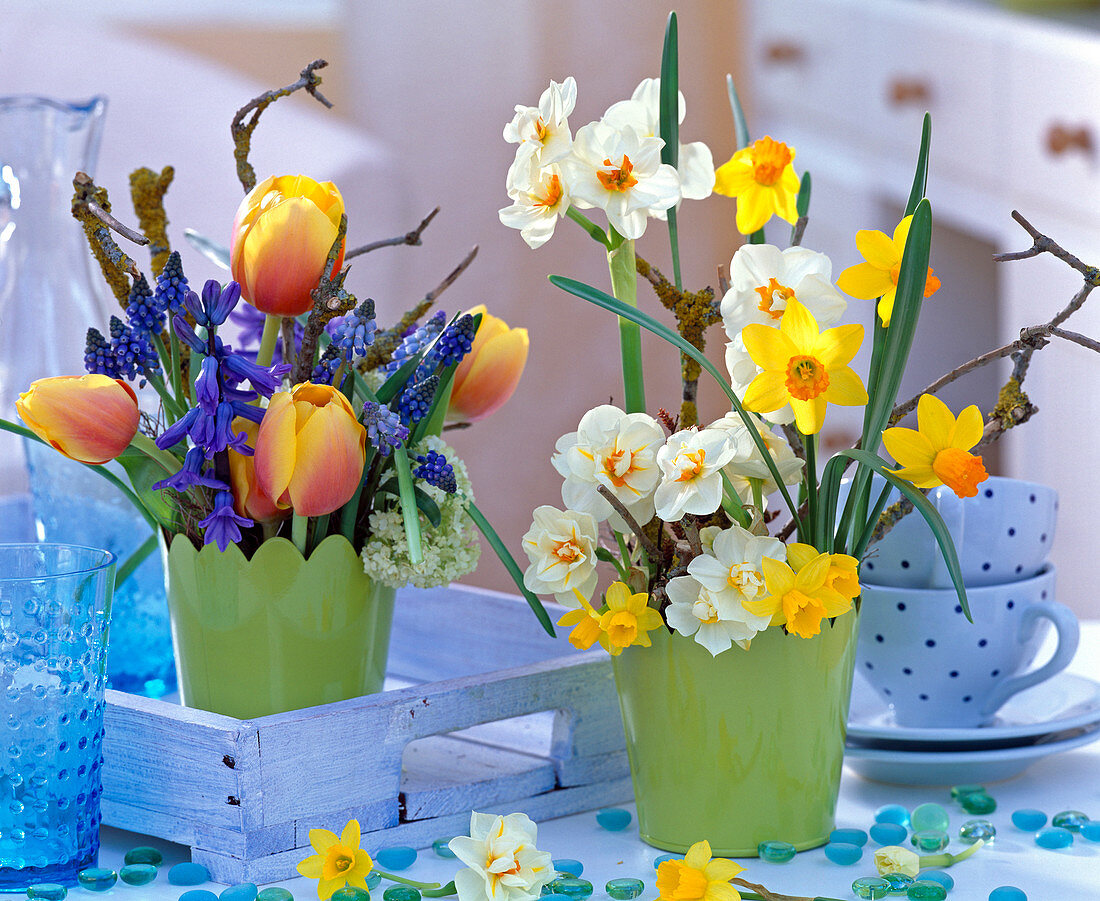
left=856, top=565, right=1079, bottom=728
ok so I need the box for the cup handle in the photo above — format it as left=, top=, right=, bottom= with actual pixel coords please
left=980, top=600, right=1081, bottom=718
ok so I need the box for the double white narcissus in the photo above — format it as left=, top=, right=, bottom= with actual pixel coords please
left=652, top=426, right=739, bottom=522
left=708, top=413, right=803, bottom=503
left=449, top=812, right=554, bottom=901
left=499, top=155, right=571, bottom=249
left=503, top=77, right=577, bottom=167
left=521, top=505, right=599, bottom=605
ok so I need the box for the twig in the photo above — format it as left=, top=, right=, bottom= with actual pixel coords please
left=993, top=211, right=1100, bottom=285
left=294, top=215, right=354, bottom=384
left=345, top=207, right=440, bottom=260
left=790, top=215, right=809, bottom=248
left=732, top=877, right=812, bottom=901
left=73, top=173, right=149, bottom=247
left=129, top=166, right=174, bottom=274
left=717, top=262, right=731, bottom=297
left=596, top=485, right=661, bottom=562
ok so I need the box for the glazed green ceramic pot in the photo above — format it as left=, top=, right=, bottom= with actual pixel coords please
left=164, top=533, right=395, bottom=719
left=610, top=612, right=859, bottom=856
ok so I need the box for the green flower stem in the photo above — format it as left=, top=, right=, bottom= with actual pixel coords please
left=168, top=331, right=185, bottom=409
left=421, top=880, right=457, bottom=898
left=256, top=313, right=281, bottom=369
left=143, top=371, right=186, bottom=421
left=392, top=446, right=424, bottom=566
left=804, top=433, right=818, bottom=549
left=614, top=529, right=635, bottom=570
left=375, top=870, right=442, bottom=890
left=720, top=471, right=751, bottom=529
left=291, top=514, right=309, bottom=556
left=129, top=432, right=185, bottom=476
left=607, top=235, right=646, bottom=414
left=920, top=838, right=985, bottom=869
left=150, top=334, right=183, bottom=421
left=566, top=206, right=611, bottom=249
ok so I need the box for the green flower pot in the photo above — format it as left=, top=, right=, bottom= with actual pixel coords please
left=610, top=612, right=859, bottom=857
left=164, top=533, right=395, bottom=719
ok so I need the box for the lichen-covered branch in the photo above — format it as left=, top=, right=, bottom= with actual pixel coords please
left=293, top=215, right=355, bottom=384
left=71, top=173, right=141, bottom=305
left=345, top=207, right=440, bottom=260
left=129, top=166, right=175, bottom=275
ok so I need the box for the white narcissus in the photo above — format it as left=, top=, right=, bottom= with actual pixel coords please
left=499, top=157, right=571, bottom=249
left=503, top=77, right=577, bottom=167
left=664, top=573, right=771, bottom=656
left=687, top=524, right=786, bottom=607
left=449, top=812, right=554, bottom=901
left=708, top=413, right=804, bottom=503
left=521, top=505, right=599, bottom=606
left=652, top=427, right=739, bottom=522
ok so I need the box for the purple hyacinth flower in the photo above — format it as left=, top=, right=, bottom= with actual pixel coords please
left=221, top=352, right=289, bottom=398
left=183, top=289, right=209, bottom=327
left=156, top=407, right=201, bottom=450
left=198, top=490, right=253, bottom=552
left=204, top=279, right=241, bottom=326
left=153, top=446, right=230, bottom=493
left=173, top=315, right=206, bottom=354
left=230, top=400, right=266, bottom=425
left=195, top=355, right=220, bottom=415
left=362, top=401, right=409, bottom=455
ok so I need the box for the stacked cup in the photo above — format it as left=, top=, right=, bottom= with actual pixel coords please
left=854, top=476, right=1078, bottom=729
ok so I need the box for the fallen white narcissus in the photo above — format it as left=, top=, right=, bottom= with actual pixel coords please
left=449, top=812, right=554, bottom=901
left=521, top=505, right=599, bottom=606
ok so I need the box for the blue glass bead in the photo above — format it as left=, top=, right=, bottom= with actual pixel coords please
left=168, top=862, right=211, bottom=885
left=906, top=880, right=947, bottom=901
left=1035, top=826, right=1073, bottom=849
left=383, top=886, right=421, bottom=901
left=221, top=885, right=259, bottom=901
left=119, top=863, right=159, bottom=885
left=541, top=877, right=593, bottom=899
left=1011, top=809, right=1047, bottom=831
left=553, top=859, right=584, bottom=877
left=1081, top=822, right=1100, bottom=842
left=376, top=846, right=417, bottom=870
left=988, top=888, right=1027, bottom=901
left=910, top=803, right=950, bottom=834
left=256, top=889, right=294, bottom=901
left=653, top=854, right=677, bottom=869
left=917, top=870, right=954, bottom=891
left=1051, top=810, right=1089, bottom=832
left=366, top=873, right=382, bottom=890
left=179, top=892, right=219, bottom=901
left=26, top=885, right=66, bottom=901
left=331, top=890, right=370, bottom=901
left=960, top=819, right=996, bottom=844
left=823, top=841, right=862, bottom=865
left=959, top=791, right=996, bottom=815
left=76, top=869, right=117, bottom=892
left=875, top=804, right=911, bottom=827
left=541, top=895, right=571, bottom=901
left=852, top=876, right=891, bottom=899
left=433, top=837, right=457, bottom=859
left=830, top=827, right=868, bottom=846
left=883, top=873, right=915, bottom=893
left=124, top=845, right=165, bottom=866
left=910, top=830, right=949, bottom=852
left=949, top=783, right=985, bottom=800
left=596, top=808, right=632, bottom=831
left=757, top=840, right=796, bottom=862
left=870, top=822, right=908, bottom=845
left=605, top=878, right=645, bottom=900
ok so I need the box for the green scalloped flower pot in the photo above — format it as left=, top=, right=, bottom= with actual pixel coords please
left=610, top=611, right=860, bottom=857
left=164, top=533, right=396, bottom=719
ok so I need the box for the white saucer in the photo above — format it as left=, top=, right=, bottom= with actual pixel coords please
left=847, top=670, right=1100, bottom=748
left=844, top=725, right=1100, bottom=785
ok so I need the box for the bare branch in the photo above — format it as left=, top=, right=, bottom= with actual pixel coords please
left=596, top=485, right=662, bottom=562
left=345, top=207, right=440, bottom=259
left=993, top=211, right=1100, bottom=285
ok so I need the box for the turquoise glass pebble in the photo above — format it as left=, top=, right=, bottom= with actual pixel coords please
left=220, top=885, right=259, bottom=901
left=950, top=783, right=985, bottom=800
left=541, top=876, right=593, bottom=899
left=1081, top=822, right=1100, bottom=842
left=541, top=895, right=571, bottom=901
left=1011, top=809, right=1047, bottom=831
left=883, top=873, right=915, bottom=893
left=331, top=889, right=371, bottom=901
left=124, top=845, right=165, bottom=866
left=960, top=819, right=996, bottom=844
left=169, top=862, right=211, bottom=885
left=988, top=888, right=1027, bottom=901
left=910, top=830, right=949, bottom=852
left=830, top=827, right=868, bottom=846
left=757, top=840, right=796, bottom=862
left=432, top=837, right=457, bottom=859
left=1051, top=810, right=1089, bottom=832
left=870, top=822, right=908, bottom=845
left=76, top=868, right=117, bottom=892
left=179, top=892, right=219, bottom=901
left=1035, top=826, right=1073, bottom=849
left=596, top=808, right=632, bottom=831
left=25, top=885, right=66, bottom=900
left=875, top=804, right=910, bottom=827
left=553, top=859, right=584, bottom=877
left=366, top=873, right=382, bottom=890
left=119, top=863, right=159, bottom=886
left=376, top=846, right=417, bottom=870
left=917, top=871, right=954, bottom=892
left=383, top=885, right=421, bottom=901
left=256, top=889, right=294, bottom=901
left=823, top=841, right=861, bottom=865
left=653, top=854, right=677, bottom=869
left=958, top=791, right=996, bottom=815
left=906, top=879, right=947, bottom=901
left=605, top=878, right=645, bottom=900
left=910, top=803, right=950, bottom=834
left=852, top=876, right=891, bottom=899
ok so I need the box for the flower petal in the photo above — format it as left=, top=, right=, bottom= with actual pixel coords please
left=742, top=323, right=796, bottom=371
left=821, top=366, right=868, bottom=406
left=882, top=425, right=935, bottom=469
left=856, top=228, right=897, bottom=270
left=742, top=371, right=789, bottom=415
left=837, top=262, right=892, bottom=301
left=952, top=404, right=984, bottom=451
left=916, top=393, right=957, bottom=448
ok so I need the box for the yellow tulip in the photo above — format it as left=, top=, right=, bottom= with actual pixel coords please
left=448, top=305, right=529, bottom=422
left=254, top=383, right=366, bottom=517
left=230, top=174, right=345, bottom=317
left=227, top=417, right=288, bottom=524
left=17, top=374, right=139, bottom=465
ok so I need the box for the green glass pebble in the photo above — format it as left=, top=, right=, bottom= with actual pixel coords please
left=875, top=804, right=910, bottom=827
left=958, top=791, right=996, bottom=815
left=331, top=889, right=370, bottom=901
left=220, top=885, right=259, bottom=901
left=366, top=873, right=382, bottom=890
left=383, top=885, right=421, bottom=901
left=432, top=837, right=457, bottom=859
left=906, top=879, right=947, bottom=901
left=910, top=803, right=950, bottom=834
left=25, top=885, right=66, bottom=900
left=960, top=818, right=996, bottom=844
left=119, top=863, right=159, bottom=886
left=883, top=873, right=915, bottom=893
left=553, top=859, right=584, bottom=877
left=76, top=868, right=117, bottom=892
left=256, top=889, right=294, bottom=901
left=988, top=888, right=1026, bottom=901
left=168, top=862, right=211, bottom=885
left=596, top=808, right=632, bottom=831
left=852, top=876, right=892, bottom=899
left=917, top=871, right=953, bottom=891
left=950, top=783, right=985, bottom=800
left=376, top=846, right=417, bottom=870
left=124, top=845, right=165, bottom=867
left=1081, top=822, right=1100, bottom=842
left=910, top=830, right=949, bottom=852
left=1051, top=810, right=1090, bottom=832
left=1035, top=826, right=1073, bottom=849
left=179, top=892, right=219, bottom=901
left=541, top=877, right=593, bottom=900
left=605, top=878, right=645, bottom=900
left=757, top=840, right=796, bottom=862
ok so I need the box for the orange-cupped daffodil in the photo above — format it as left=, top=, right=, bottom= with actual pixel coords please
left=296, top=818, right=373, bottom=900
left=786, top=542, right=861, bottom=601
left=836, top=214, right=941, bottom=326
left=448, top=305, right=529, bottom=423
left=741, top=296, right=867, bottom=436
left=714, top=136, right=799, bottom=236
left=558, top=587, right=610, bottom=652
left=17, top=374, right=139, bottom=465
left=883, top=393, right=989, bottom=498
left=656, top=839, right=744, bottom=901
left=744, top=552, right=854, bottom=639
left=598, top=581, right=663, bottom=656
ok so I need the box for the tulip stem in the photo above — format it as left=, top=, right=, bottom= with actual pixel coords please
left=607, top=234, right=646, bottom=415
left=257, top=314, right=281, bottom=369
left=374, top=870, right=441, bottom=891
left=292, top=514, right=309, bottom=556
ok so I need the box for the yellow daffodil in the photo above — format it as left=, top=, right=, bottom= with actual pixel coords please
left=656, top=839, right=743, bottom=901
left=714, top=136, right=799, bottom=235
left=741, top=297, right=867, bottom=436
left=557, top=588, right=610, bottom=652
left=597, top=581, right=663, bottom=656
left=296, top=819, right=373, bottom=900
left=836, top=215, right=941, bottom=326
left=786, top=543, right=861, bottom=601
left=744, top=553, right=853, bottom=639
left=883, top=393, right=989, bottom=498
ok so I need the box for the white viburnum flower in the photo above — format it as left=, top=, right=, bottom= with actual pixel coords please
left=652, top=427, right=739, bottom=522
left=449, top=812, right=554, bottom=901
left=562, top=119, right=680, bottom=240
left=503, top=77, right=577, bottom=166
left=664, top=573, right=771, bottom=656
left=552, top=404, right=664, bottom=530
left=602, top=77, right=715, bottom=208
left=521, top=505, right=599, bottom=606
left=499, top=156, right=570, bottom=249
left=708, top=413, right=804, bottom=502
left=687, top=524, right=785, bottom=606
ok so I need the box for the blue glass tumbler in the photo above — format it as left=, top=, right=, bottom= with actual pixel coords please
left=0, top=543, right=114, bottom=889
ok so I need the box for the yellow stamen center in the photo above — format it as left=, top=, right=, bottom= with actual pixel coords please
left=601, top=447, right=639, bottom=488
left=754, top=278, right=796, bottom=320
left=553, top=540, right=582, bottom=564
left=751, top=137, right=793, bottom=187
left=534, top=173, right=563, bottom=209
left=785, top=355, right=829, bottom=400
left=932, top=447, right=988, bottom=498
left=727, top=563, right=764, bottom=596
left=674, top=448, right=706, bottom=482
left=597, top=155, right=639, bottom=192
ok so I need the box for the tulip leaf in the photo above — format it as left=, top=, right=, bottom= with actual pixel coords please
left=725, top=74, right=751, bottom=152
left=659, top=12, right=679, bottom=171
left=412, top=487, right=442, bottom=529
left=376, top=354, right=424, bottom=405
left=904, top=113, right=932, bottom=218
left=183, top=227, right=231, bottom=271
left=392, top=446, right=423, bottom=566
left=114, top=445, right=182, bottom=531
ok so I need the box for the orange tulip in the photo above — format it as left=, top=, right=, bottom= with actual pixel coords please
left=227, top=417, right=288, bottom=523
left=254, top=383, right=366, bottom=517
left=230, top=174, right=346, bottom=317
left=16, top=374, right=139, bottom=465
left=448, top=305, right=529, bottom=422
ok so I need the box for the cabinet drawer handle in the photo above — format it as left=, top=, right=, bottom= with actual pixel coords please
left=888, top=79, right=931, bottom=107
left=763, top=41, right=804, bottom=64
left=1046, top=124, right=1094, bottom=157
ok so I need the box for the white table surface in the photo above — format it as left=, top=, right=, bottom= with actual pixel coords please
left=83, top=623, right=1100, bottom=901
